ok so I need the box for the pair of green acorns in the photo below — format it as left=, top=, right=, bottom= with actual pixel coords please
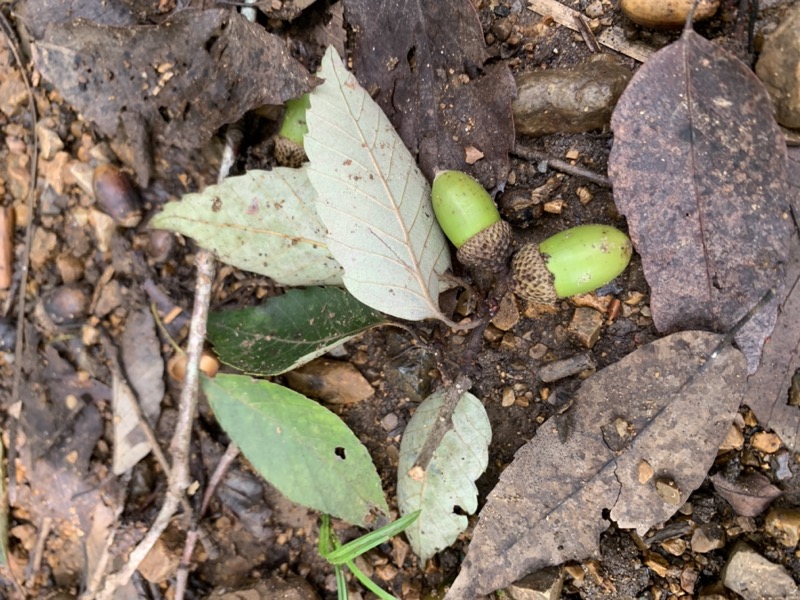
left=275, top=96, right=632, bottom=303
left=431, top=170, right=632, bottom=304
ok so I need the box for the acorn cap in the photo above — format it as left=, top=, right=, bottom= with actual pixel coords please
left=456, top=219, right=513, bottom=271
left=274, top=135, right=308, bottom=168
left=510, top=242, right=557, bottom=305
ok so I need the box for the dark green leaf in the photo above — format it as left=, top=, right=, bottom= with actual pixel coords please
left=207, top=287, right=387, bottom=376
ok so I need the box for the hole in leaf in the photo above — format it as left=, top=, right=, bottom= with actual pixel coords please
left=334, top=447, right=346, bottom=460
left=452, top=505, right=467, bottom=516
left=407, top=46, right=417, bottom=72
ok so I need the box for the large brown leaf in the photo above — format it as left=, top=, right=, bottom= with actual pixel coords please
left=445, top=331, right=746, bottom=598
left=33, top=9, right=315, bottom=184
left=344, top=0, right=516, bottom=189
left=608, top=29, right=793, bottom=373
left=744, top=146, right=800, bottom=450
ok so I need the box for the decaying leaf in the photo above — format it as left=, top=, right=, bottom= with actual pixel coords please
left=305, top=47, right=456, bottom=325
left=711, top=472, right=782, bottom=518
left=208, top=287, right=386, bottom=376
left=446, top=331, right=746, bottom=598
left=609, top=28, right=793, bottom=373
left=345, top=0, right=516, bottom=189
left=33, top=9, right=315, bottom=184
left=397, top=384, right=491, bottom=562
left=743, top=146, right=800, bottom=450
left=151, top=169, right=343, bottom=286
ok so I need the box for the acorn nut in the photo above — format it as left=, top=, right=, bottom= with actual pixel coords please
left=511, top=224, right=632, bottom=304
left=432, top=170, right=513, bottom=271
left=274, top=93, right=310, bottom=168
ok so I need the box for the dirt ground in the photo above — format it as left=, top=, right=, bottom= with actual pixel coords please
left=0, top=0, right=799, bottom=599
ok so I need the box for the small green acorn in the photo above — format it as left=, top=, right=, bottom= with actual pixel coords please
left=432, top=170, right=513, bottom=271
left=511, top=224, right=632, bottom=304
left=275, top=94, right=311, bottom=168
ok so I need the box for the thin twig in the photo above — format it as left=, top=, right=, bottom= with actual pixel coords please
left=173, top=442, right=240, bottom=600
left=512, top=145, right=611, bottom=188
left=96, top=246, right=215, bottom=599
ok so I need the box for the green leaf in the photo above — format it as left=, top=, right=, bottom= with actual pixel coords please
left=150, top=169, right=343, bottom=286
left=203, top=374, right=388, bottom=527
left=397, top=387, right=491, bottom=562
left=305, top=47, right=455, bottom=325
left=207, top=287, right=387, bottom=376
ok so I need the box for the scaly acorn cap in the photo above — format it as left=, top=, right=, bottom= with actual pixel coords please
left=274, top=135, right=308, bottom=168
left=510, top=242, right=558, bottom=305
left=456, top=219, right=514, bottom=271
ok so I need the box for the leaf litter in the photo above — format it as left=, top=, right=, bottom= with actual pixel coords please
left=33, top=9, right=315, bottom=185
left=609, top=27, right=793, bottom=374
left=344, top=0, right=516, bottom=189
left=446, top=331, right=747, bottom=598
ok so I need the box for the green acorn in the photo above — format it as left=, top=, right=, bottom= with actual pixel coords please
left=275, top=94, right=311, bottom=168
left=432, top=170, right=513, bottom=271
left=511, top=224, right=632, bottom=304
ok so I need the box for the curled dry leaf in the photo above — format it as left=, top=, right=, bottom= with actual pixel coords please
left=446, top=331, right=746, bottom=598
left=609, top=29, right=793, bottom=373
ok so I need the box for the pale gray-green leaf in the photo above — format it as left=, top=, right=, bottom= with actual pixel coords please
left=150, top=169, right=343, bottom=286
left=305, top=47, right=454, bottom=324
left=203, top=374, right=389, bottom=527
left=397, top=388, right=491, bottom=562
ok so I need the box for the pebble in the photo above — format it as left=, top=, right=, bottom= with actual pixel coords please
left=751, top=431, right=781, bottom=453
left=756, top=3, right=800, bottom=129
left=93, top=164, right=143, bottom=228
left=620, top=0, right=719, bottom=29
left=0, top=317, right=15, bottom=352
left=567, top=307, right=604, bottom=348
left=35, top=123, right=64, bottom=161
left=43, top=285, right=89, bottom=325
left=284, top=358, right=374, bottom=404
left=538, top=353, right=595, bottom=383
left=771, top=449, right=794, bottom=480
left=380, top=412, right=399, bottom=432
left=690, top=524, right=725, bottom=553
left=655, top=477, right=682, bottom=506
left=491, top=293, right=520, bottom=331
left=765, top=507, right=800, bottom=547
left=718, top=422, right=745, bottom=452
left=512, top=55, right=631, bottom=137
left=146, top=229, right=176, bottom=264
left=56, top=253, right=84, bottom=283
left=721, top=541, right=799, bottom=599
left=501, top=387, right=516, bottom=407
left=506, top=566, right=564, bottom=600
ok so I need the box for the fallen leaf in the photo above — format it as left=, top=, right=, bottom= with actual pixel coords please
left=609, top=29, right=793, bottom=373
left=202, top=374, right=389, bottom=528
left=397, top=384, right=491, bottom=562
left=344, top=0, right=516, bottom=188
left=744, top=146, right=800, bottom=450
left=207, top=287, right=386, bottom=376
left=305, top=47, right=456, bottom=325
left=151, top=169, right=343, bottom=287
left=446, top=331, right=746, bottom=598
left=711, top=472, right=782, bottom=517
left=34, top=10, right=314, bottom=183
